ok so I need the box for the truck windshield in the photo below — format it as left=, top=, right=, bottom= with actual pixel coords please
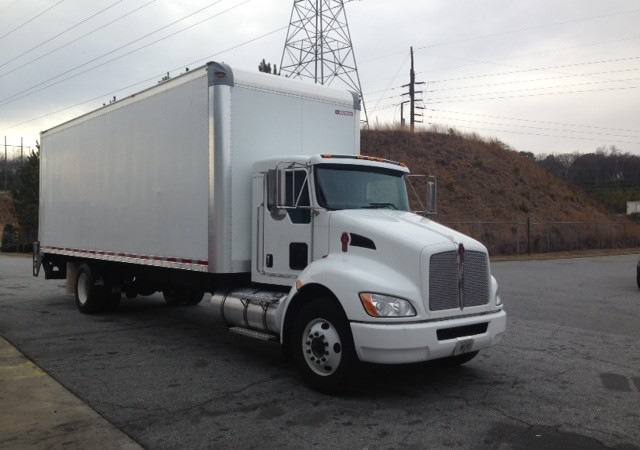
left=314, top=164, right=410, bottom=211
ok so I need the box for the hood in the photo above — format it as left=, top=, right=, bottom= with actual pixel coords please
left=329, top=209, right=487, bottom=254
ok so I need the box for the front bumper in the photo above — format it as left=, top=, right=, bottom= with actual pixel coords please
left=350, top=309, right=507, bottom=364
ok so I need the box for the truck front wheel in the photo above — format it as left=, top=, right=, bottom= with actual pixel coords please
left=292, top=298, right=358, bottom=393
left=75, top=263, right=107, bottom=314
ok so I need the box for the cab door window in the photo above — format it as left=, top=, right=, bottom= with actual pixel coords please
left=286, top=170, right=311, bottom=224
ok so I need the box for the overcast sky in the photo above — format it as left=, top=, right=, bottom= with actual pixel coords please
left=0, top=0, right=638, bottom=156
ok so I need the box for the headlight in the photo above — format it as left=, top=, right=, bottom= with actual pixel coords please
left=359, top=293, right=416, bottom=317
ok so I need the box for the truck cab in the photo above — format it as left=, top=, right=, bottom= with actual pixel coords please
left=213, top=153, right=506, bottom=392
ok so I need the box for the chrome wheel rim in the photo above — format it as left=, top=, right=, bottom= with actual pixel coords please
left=302, top=318, right=342, bottom=376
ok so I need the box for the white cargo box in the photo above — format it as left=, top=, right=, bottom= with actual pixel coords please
left=39, top=62, right=360, bottom=274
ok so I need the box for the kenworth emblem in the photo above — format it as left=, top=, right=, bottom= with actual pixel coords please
left=457, top=243, right=465, bottom=309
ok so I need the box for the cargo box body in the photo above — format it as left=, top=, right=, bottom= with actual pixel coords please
left=39, top=62, right=360, bottom=274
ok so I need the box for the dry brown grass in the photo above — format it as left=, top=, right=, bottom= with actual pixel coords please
left=362, top=128, right=640, bottom=254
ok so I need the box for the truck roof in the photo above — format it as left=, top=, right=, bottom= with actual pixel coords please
left=253, top=154, right=411, bottom=173
left=42, top=62, right=360, bottom=136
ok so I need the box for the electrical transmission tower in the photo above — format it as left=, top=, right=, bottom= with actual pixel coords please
left=280, top=0, right=368, bottom=125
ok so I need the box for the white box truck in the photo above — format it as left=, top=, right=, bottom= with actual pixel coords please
left=34, top=62, right=506, bottom=392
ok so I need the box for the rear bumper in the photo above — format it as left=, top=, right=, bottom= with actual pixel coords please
left=350, top=309, right=506, bottom=364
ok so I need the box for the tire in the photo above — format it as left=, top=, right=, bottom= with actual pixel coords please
left=292, top=298, right=358, bottom=394
left=162, top=287, right=184, bottom=305
left=440, top=351, right=479, bottom=367
left=185, top=290, right=204, bottom=305
left=75, top=263, right=107, bottom=314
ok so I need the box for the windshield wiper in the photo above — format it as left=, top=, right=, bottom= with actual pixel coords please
left=364, top=202, right=398, bottom=210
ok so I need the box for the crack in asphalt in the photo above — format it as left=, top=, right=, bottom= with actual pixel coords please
left=116, top=374, right=285, bottom=425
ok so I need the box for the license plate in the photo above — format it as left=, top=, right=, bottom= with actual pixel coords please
left=453, top=338, right=474, bottom=356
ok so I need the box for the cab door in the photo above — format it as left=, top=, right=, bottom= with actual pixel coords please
left=261, top=166, right=313, bottom=279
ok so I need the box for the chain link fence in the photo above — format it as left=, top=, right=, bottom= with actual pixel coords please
left=441, top=219, right=640, bottom=256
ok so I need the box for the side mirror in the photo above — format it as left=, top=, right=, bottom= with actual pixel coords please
left=267, top=169, right=285, bottom=212
left=427, top=176, right=437, bottom=215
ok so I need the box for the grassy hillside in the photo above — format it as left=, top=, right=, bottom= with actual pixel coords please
left=362, top=128, right=640, bottom=254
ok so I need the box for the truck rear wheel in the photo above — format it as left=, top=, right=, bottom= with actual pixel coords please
left=185, top=290, right=204, bottom=305
left=75, top=263, right=107, bottom=314
left=292, top=298, right=358, bottom=393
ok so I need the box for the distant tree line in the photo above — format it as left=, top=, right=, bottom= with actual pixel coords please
left=1, top=146, right=39, bottom=252
left=258, top=59, right=280, bottom=75
left=537, top=146, right=640, bottom=213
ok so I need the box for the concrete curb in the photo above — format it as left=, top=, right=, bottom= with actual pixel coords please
left=0, top=337, right=142, bottom=449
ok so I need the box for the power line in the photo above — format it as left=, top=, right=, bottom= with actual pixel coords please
left=425, top=69, right=640, bottom=92
left=0, top=0, right=21, bottom=15
left=429, top=108, right=640, bottom=134
left=428, top=116, right=639, bottom=140
left=415, top=10, right=640, bottom=55
left=426, top=121, right=640, bottom=146
left=365, top=37, right=640, bottom=87
left=365, top=86, right=402, bottom=96
left=496, top=35, right=640, bottom=65
left=0, top=0, right=158, bottom=80
left=427, top=77, right=640, bottom=96
left=413, top=48, right=640, bottom=86
left=425, top=85, right=638, bottom=104
left=0, top=26, right=288, bottom=133
left=0, top=0, right=124, bottom=70
left=0, top=0, right=66, bottom=41
left=361, top=8, right=640, bottom=65
left=369, top=103, right=398, bottom=113
left=371, top=53, right=409, bottom=113
left=424, top=57, right=640, bottom=84
left=0, top=0, right=252, bottom=107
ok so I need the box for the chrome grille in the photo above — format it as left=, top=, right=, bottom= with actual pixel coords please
left=428, top=250, right=489, bottom=311
left=429, top=251, right=459, bottom=311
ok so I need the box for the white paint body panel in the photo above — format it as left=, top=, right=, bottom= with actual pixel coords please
left=40, top=72, right=210, bottom=263
left=284, top=208, right=507, bottom=364
left=351, top=310, right=506, bottom=364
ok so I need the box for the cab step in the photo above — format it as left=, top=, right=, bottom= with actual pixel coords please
left=229, top=327, right=278, bottom=342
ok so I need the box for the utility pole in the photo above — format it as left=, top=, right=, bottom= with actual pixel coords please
left=401, top=47, right=425, bottom=130
left=4, top=136, right=7, bottom=191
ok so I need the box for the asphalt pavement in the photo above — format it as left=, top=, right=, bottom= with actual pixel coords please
left=1, top=252, right=639, bottom=449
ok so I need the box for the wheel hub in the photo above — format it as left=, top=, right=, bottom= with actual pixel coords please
left=302, top=319, right=342, bottom=376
